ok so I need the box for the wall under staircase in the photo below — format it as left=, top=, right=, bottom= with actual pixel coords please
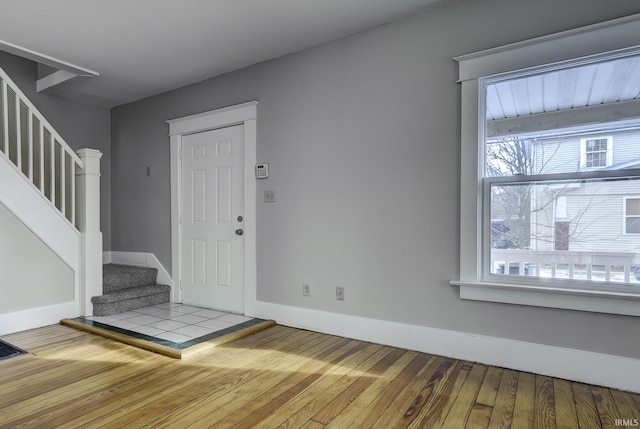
left=0, top=202, right=74, bottom=316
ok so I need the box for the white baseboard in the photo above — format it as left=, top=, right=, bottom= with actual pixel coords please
left=103, top=251, right=173, bottom=290
left=252, top=301, right=640, bottom=393
left=0, top=302, right=79, bottom=336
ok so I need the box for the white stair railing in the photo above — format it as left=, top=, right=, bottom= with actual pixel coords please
left=0, top=66, right=82, bottom=229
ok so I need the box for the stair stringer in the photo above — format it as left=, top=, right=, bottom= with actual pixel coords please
left=0, top=153, right=81, bottom=335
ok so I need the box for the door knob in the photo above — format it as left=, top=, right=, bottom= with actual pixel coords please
left=235, top=229, right=244, bottom=236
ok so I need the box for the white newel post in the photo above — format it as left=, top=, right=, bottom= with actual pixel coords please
left=76, top=148, right=103, bottom=316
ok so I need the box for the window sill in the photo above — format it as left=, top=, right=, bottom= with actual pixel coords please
left=449, top=280, right=640, bottom=317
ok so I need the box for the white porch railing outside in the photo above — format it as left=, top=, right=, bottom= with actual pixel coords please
left=492, top=249, right=640, bottom=284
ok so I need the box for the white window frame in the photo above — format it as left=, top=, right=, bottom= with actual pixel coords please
left=624, top=196, right=640, bottom=235
left=451, top=13, right=640, bottom=317
left=580, top=136, right=613, bottom=169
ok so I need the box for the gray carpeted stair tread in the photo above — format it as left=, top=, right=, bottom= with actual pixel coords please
left=103, top=264, right=158, bottom=292
left=91, top=289, right=171, bottom=316
left=91, top=284, right=171, bottom=304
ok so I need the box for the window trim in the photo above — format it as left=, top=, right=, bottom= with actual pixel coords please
left=452, top=13, right=640, bottom=316
left=624, top=196, right=640, bottom=235
left=580, top=136, right=613, bottom=169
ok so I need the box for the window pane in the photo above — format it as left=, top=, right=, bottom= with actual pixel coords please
left=485, top=55, right=640, bottom=177
left=485, top=138, right=535, bottom=177
left=489, top=176, right=640, bottom=284
left=627, top=217, right=640, bottom=234
left=587, top=139, right=607, bottom=152
left=627, top=198, right=640, bottom=215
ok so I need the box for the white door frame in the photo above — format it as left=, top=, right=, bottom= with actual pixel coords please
left=167, top=101, right=257, bottom=316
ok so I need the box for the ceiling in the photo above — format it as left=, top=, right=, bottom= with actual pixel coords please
left=0, top=0, right=453, bottom=108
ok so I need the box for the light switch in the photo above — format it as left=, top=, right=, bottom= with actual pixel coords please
left=264, top=190, right=276, bottom=203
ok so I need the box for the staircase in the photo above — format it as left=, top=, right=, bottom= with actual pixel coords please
left=0, top=64, right=102, bottom=334
left=91, top=264, right=171, bottom=316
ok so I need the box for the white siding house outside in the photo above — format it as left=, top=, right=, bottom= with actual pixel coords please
left=531, top=129, right=640, bottom=252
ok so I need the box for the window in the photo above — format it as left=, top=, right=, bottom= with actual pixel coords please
left=580, top=137, right=613, bottom=169
left=626, top=197, right=640, bottom=234
left=483, top=59, right=640, bottom=283
left=453, top=14, right=640, bottom=316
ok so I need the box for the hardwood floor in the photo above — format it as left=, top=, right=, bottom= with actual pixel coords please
left=1, top=324, right=639, bottom=428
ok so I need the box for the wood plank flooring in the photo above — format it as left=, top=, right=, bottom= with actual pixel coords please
left=1, top=324, right=639, bottom=428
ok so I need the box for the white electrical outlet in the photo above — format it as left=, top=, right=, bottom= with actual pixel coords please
left=336, top=287, right=344, bottom=301
left=303, top=283, right=311, bottom=297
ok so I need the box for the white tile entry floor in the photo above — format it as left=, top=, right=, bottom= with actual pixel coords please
left=86, top=303, right=253, bottom=343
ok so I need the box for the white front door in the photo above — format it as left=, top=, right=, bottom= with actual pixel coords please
left=180, top=125, right=244, bottom=313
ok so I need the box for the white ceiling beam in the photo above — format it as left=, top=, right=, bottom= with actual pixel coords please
left=487, top=98, right=640, bottom=137
left=36, top=69, right=80, bottom=93
left=0, top=40, right=99, bottom=77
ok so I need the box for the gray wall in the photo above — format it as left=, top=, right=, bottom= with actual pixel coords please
left=0, top=52, right=112, bottom=249
left=0, top=202, right=74, bottom=314
left=111, top=0, right=640, bottom=358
